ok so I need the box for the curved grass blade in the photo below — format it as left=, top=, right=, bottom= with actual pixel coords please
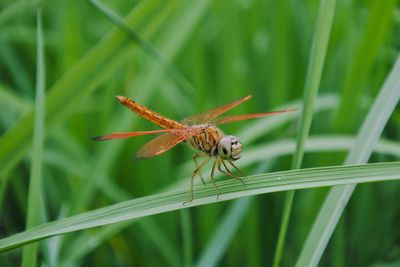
left=274, top=0, right=336, bottom=265
left=59, top=134, right=400, bottom=265
left=0, top=162, right=399, bottom=252
left=296, top=55, right=400, bottom=267
left=21, top=9, right=45, bottom=267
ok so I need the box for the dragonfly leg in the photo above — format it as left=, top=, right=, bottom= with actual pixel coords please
left=228, top=160, right=246, bottom=177
left=183, top=173, right=195, bottom=205
left=218, top=160, right=246, bottom=185
left=210, top=158, right=221, bottom=199
left=184, top=155, right=210, bottom=204
left=192, top=154, right=209, bottom=185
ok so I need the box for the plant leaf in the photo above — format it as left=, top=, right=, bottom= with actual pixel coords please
left=0, top=162, right=399, bottom=252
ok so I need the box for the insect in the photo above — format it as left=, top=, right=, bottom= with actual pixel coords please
left=92, top=95, right=296, bottom=202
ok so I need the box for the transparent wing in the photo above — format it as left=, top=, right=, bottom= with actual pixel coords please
left=91, top=129, right=181, bottom=141
left=133, top=128, right=202, bottom=160
left=213, top=109, right=298, bottom=125
left=181, top=94, right=253, bottom=126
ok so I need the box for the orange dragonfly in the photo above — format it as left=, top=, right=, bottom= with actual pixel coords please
left=92, top=95, right=296, bottom=202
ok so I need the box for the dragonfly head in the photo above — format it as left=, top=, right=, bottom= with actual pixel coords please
left=217, top=135, right=242, bottom=161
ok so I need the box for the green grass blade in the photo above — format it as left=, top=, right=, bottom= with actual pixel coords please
left=291, top=0, right=336, bottom=169
left=273, top=0, right=336, bottom=265
left=0, top=162, right=399, bottom=252
left=345, top=60, right=400, bottom=164
left=88, top=0, right=195, bottom=94
left=21, top=9, right=46, bottom=267
left=60, top=134, right=400, bottom=265
left=296, top=55, right=400, bottom=267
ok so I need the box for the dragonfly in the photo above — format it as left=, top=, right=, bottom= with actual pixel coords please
left=92, top=95, right=296, bottom=202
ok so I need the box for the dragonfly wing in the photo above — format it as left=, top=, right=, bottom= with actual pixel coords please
left=133, top=128, right=201, bottom=160
left=91, top=129, right=180, bottom=141
left=181, top=95, right=253, bottom=126
left=213, top=109, right=298, bottom=125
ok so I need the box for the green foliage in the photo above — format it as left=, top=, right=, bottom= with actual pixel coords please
left=1, top=162, right=400, bottom=253
left=0, top=0, right=399, bottom=266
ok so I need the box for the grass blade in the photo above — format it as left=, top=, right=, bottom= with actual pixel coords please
left=292, top=0, right=336, bottom=169
left=21, top=9, right=46, bottom=267
left=273, top=0, right=336, bottom=265
left=59, top=134, right=400, bottom=265
left=296, top=55, right=400, bottom=267
left=0, top=162, right=399, bottom=252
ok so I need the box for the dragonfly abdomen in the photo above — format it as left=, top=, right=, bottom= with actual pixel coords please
left=116, top=96, right=185, bottom=129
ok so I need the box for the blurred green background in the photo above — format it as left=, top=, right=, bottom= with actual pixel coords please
left=1, top=0, right=400, bottom=266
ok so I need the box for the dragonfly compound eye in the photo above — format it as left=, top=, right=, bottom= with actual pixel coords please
left=218, top=135, right=242, bottom=160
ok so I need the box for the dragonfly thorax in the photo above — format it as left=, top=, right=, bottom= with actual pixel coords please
left=217, top=135, right=242, bottom=161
